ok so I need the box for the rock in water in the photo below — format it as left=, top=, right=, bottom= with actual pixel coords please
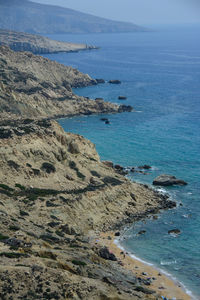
left=118, top=105, right=133, bottom=112
left=108, top=80, right=121, bottom=84
left=118, top=96, right=127, bottom=100
left=153, top=174, right=187, bottom=186
left=168, top=229, right=181, bottom=235
left=96, top=78, right=105, bottom=84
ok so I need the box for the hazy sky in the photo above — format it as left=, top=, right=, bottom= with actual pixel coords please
left=33, top=0, right=200, bottom=25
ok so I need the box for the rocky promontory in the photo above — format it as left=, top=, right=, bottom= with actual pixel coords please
left=0, top=45, right=179, bottom=299
left=0, top=119, right=176, bottom=299
left=0, top=46, right=132, bottom=121
left=0, top=29, right=98, bottom=54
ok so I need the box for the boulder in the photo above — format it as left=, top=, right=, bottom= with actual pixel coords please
left=95, top=78, right=105, bottom=84
left=138, top=165, right=151, bottom=170
left=108, top=80, right=121, bottom=84
left=168, top=229, right=181, bottom=235
left=99, top=246, right=117, bottom=261
left=118, top=96, right=127, bottom=100
left=114, top=231, right=120, bottom=236
left=60, top=224, right=77, bottom=235
left=95, top=98, right=104, bottom=101
left=102, top=161, right=114, bottom=168
left=118, top=105, right=133, bottom=112
left=153, top=174, right=187, bottom=186
left=138, top=230, right=146, bottom=235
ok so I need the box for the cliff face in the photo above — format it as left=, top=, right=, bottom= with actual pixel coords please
left=0, top=119, right=174, bottom=299
left=0, top=29, right=98, bottom=54
left=0, top=0, right=148, bottom=34
left=0, top=46, right=120, bottom=120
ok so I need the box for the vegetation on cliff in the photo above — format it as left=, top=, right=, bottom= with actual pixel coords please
left=0, top=46, right=125, bottom=120
left=0, top=119, right=175, bottom=299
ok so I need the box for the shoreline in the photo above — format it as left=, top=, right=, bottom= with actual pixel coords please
left=98, top=232, right=192, bottom=300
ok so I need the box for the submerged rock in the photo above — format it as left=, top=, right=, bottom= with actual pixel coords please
left=138, top=230, right=146, bottom=235
left=108, top=80, right=121, bottom=84
left=138, top=165, right=151, bottom=170
left=168, top=229, right=181, bottom=235
left=96, top=79, right=105, bottom=84
left=153, top=174, right=187, bottom=186
left=118, top=96, right=127, bottom=100
left=118, top=105, right=133, bottom=112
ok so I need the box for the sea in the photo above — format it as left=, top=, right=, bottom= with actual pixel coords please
left=44, top=25, right=200, bottom=299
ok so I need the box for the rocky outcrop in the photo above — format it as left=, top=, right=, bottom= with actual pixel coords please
left=0, top=119, right=176, bottom=299
left=118, top=96, right=127, bottom=100
left=0, top=46, right=121, bottom=120
left=153, top=174, right=187, bottom=186
left=95, top=79, right=105, bottom=84
left=168, top=229, right=181, bottom=235
left=118, top=105, right=133, bottom=112
left=109, top=80, right=121, bottom=84
left=0, top=29, right=98, bottom=54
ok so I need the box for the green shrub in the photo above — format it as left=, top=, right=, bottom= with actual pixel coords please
left=69, top=161, right=76, bottom=169
left=20, top=210, right=29, bottom=216
left=15, top=183, right=26, bottom=190
left=0, top=252, right=27, bottom=258
left=0, top=233, right=9, bottom=241
left=41, top=162, right=56, bottom=174
left=0, top=184, right=14, bottom=191
left=9, top=225, right=20, bottom=231
left=72, top=260, right=87, bottom=266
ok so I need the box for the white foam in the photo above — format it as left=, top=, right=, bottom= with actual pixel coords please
left=160, top=259, right=177, bottom=266
left=114, top=238, right=196, bottom=299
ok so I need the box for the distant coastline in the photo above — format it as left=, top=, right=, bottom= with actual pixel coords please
left=0, top=29, right=99, bottom=54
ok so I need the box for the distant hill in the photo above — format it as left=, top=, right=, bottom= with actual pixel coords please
left=0, top=29, right=98, bottom=54
left=0, top=0, right=147, bottom=34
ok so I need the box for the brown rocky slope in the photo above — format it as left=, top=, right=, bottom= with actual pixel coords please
left=0, top=46, right=131, bottom=121
left=0, top=119, right=176, bottom=299
left=0, top=29, right=98, bottom=54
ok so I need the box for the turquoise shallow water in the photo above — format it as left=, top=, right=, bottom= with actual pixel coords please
left=44, top=26, right=200, bottom=298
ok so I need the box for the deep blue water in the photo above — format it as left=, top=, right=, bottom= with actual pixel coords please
left=44, top=26, right=200, bottom=298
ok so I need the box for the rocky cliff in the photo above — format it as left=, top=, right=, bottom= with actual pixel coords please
left=0, top=46, right=128, bottom=121
left=0, top=0, right=148, bottom=34
left=0, top=119, right=175, bottom=299
left=0, top=44, right=175, bottom=300
left=0, top=29, right=98, bottom=54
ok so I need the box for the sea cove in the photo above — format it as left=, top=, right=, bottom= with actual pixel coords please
left=45, top=25, right=200, bottom=298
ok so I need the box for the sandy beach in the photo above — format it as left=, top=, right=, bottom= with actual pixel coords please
left=98, top=232, right=191, bottom=300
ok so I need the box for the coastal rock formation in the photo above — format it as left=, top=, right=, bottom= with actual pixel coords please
left=168, top=229, right=181, bottom=235
left=0, top=29, right=98, bottom=54
left=109, top=80, right=121, bottom=84
left=0, top=0, right=148, bottom=34
left=0, top=119, right=176, bottom=299
left=118, top=96, right=127, bottom=100
left=0, top=46, right=121, bottom=120
left=95, top=79, right=105, bottom=84
left=153, top=175, right=187, bottom=186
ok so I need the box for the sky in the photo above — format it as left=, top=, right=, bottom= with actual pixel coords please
left=33, top=0, right=200, bottom=25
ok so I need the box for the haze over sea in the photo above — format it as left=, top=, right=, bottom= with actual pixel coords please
left=44, top=25, right=200, bottom=298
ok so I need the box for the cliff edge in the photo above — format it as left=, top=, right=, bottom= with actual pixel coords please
left=0, top=29, right=98, bottom=54
left=0, top=46, right=125, bottom=121
left=0, top=119, right=175, bottom=299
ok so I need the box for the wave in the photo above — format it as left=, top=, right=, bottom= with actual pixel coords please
left=160, top=259, right=177, bottom=266
left=114, top=238, right=196, bottom=299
